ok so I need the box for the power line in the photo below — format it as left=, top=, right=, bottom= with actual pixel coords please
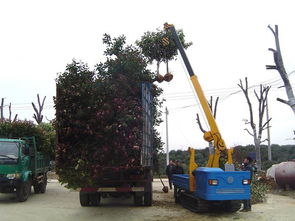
left=163, top=75, right=295, bottom=113
left=163, top=69, right=295, bottom=101
left=164, top=76, right=293, bottom=102
left=1, top=105, right=54, bottom=111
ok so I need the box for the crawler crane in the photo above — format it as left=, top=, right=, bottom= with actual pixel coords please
left=163, top=23, right=251, bottom=212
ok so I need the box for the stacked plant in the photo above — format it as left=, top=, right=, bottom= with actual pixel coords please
left=55, top=27, right=191, bottom=188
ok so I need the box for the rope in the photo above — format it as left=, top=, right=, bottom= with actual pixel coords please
left=177, top=53, right=210, bottom=131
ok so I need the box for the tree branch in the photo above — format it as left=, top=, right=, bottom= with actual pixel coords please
left=238, top=77, right=255, bottom=129
left=262, top=126, right=271, bottom=131
left=32, top=102, right=39, bottom=114
left=41, top=96, right=46, bottom=112
left=214, top=97, right=219, bottom=119
left=254, top=89, right=260, bottom=102
left=209, top=96, right=213, bottom=111
left=266, top=65, right=277, bottom=70
left=261, top=118, right=272, bottom=130
left=261, top=86, right=270, bottom=114
left=277, top=97, right=289, bottom=105
left=258, top=86, right=271, bottom=136
left=196, top=113, right=206, bottom=133
left=268, top=25, right=276, bottom=36
left=244, top=128, right=254, bottom=137
left=268, top=48, right=276, bottom=53
left=243, top=120, right=251, bottom=125
left=13, top=114, right=18, bottom=122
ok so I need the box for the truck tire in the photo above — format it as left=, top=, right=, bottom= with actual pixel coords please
left=143, top=171, right=153, bottom=206
left=79, top=192, right=90, bottom=207
left=144, top=191, right=152, bottom=206
left=33, top=184, right=41, bottom=194
left=89, top=193, right=101, bottom=206
left=33, top=174, right=47, bottom=194
left=16, top=181, right=31, bottom=202
left=40, top=174, right=47, bottom=193
left=134, top=195, right=143, bottom=206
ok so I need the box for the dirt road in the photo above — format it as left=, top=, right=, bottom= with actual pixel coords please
left=0, top=179, right=294, bottom=221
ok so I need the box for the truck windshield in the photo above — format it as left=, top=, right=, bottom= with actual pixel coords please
left=0, top=141, right=19, bottom=160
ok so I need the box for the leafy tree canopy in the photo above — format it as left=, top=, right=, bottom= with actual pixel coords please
left=136, top=29, right=192, bottom=64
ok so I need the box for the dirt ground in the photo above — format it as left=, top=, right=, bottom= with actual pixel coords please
left=0, top=178, right=294, bottom=221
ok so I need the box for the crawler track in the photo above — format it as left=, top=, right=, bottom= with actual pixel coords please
left=180, top=192, right=209, bottom=213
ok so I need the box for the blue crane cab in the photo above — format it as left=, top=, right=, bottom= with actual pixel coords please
left=172, top=168, right=251, bottom=212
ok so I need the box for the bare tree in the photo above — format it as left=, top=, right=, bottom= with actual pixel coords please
left=266, top=25, right=295, bottom=115
left=8, top=103, right=18, bottom=122
left=0, top=98, right=18, bottom=122
left=196, top=96, right=219, bottom=132
left=196, top=96, right=219, bottom=167
left=238, top=78, right=271, bottom=170
left=32, top=94, right=46, bottom=124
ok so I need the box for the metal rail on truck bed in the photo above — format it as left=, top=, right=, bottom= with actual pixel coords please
left=141, top=82, right=153, bottom=167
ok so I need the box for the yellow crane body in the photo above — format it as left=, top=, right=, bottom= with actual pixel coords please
left=163, top=23, right=234, bottom=192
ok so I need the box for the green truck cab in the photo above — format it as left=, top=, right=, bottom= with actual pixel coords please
left=0, top=136, right=50, bottom=202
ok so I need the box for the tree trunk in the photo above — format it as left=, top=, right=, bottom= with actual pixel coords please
left=238, top=78, right=270, bottom=171
left=254, top=133, right=262, bottom=171
left=267, top=25, right=295, bottom=115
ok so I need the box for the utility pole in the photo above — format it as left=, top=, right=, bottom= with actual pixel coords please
left=266, top=97, right=272, bottom=161
left=0, top=98, right=4, bottom=121
left=165, top=107, right=169, bottom=165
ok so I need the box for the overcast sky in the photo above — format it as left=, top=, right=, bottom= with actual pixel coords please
left=1, top=0, right=295, bottom=150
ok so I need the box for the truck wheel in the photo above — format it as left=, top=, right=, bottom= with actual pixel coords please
left=33, top=184, right=41, bottom=194
left=33, top=174, right=47, bottom=194
left=16, top=181, right=31, bottom=202
left=224, top=200, right=241, bottom=212
left=89, top=193, right=101, bottom=206
left=40, top=174, right=47, bottom=193
left=79, top=192, right=90, bottom=207
left=144, top=191, right=152, bottom=206
left=143, top=177, right=153, bottom=206
left=134, top=195, right=143, bottom=206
